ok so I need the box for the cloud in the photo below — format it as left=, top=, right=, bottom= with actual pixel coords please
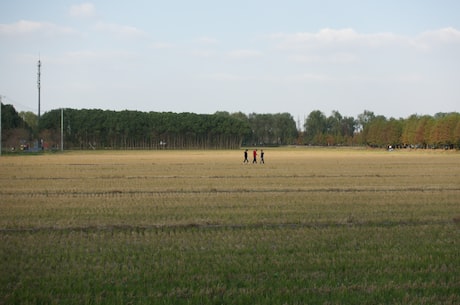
left=393, top=73, right=425, bottom=83
left=192, top=49, right=216, bottom=58
left=46, top=50, right=139, bottom=65
left=198, top=36, right=219, bottom=44
left=69, top=3, right=96, bottom=18
left=205, top=73, right=256, bottom=81
left=284, top=73, right=332, bottom=82
left=272, top=27, right=460, bottom=53
left=289, top=53, right=357, bottom=64
left=412, top=27, right=460, bottom=50
left=151, top=42, right=175, bottom=49
left=272, top=28, right=404, bottom=50
left=420, top=27, right=460, bottom=43
left=203, top=72, right=329, bottom=83
left=227, top=49, right=262, bottom=59
left=0, top=20, right=78, bottom=37
left=93, top=22, right=146, bottom=39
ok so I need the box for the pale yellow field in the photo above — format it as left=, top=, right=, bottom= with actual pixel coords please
left=0, top=148, right=458, bottom=229
left=1, top=148, right=459, bottom=304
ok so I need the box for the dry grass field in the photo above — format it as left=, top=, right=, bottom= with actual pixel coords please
left=0, top=148, right=459, bottom=304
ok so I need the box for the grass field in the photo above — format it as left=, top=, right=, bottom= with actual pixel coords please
left=0, top=148, right=459, bottom=304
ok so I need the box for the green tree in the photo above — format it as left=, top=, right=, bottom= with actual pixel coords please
left=1, top=104, right=22, bottom=129
left=356, top=110, right=376, bottom=145
left=430, top=113, right=460, bottom=148
left=414, top=116, right=434, bottom=148
left=304, top=110, right=327, bottom=145
left=454, top=118, right=460, bottom=149
left=1, top=104, right=32, bottom=150
left=401, top=114, right=419, bottom=146
left=273, top=113, right=298, bottom=145
left=385, top=118, right=403, bottom=147
left=19, top=111, right=37, bottom=130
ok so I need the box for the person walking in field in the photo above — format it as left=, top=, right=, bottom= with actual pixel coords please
left=243, top=149, right=249, bottom=163
left=260, top=149, right=264, bottom=164
left=252, top=149, right=258, bottom=164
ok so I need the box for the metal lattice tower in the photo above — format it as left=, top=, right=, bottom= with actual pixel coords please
left=37, top=58, right=41, bottom=123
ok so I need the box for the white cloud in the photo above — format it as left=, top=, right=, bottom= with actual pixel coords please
left=198, top=36, right=219, bottom=44
left=69, top=3, right=96, bottom=18
left=412, top=27, right=460, bottom=50
left=284, top=73, right=331, bottom=82
left=205, top=73, right=255, bottom=81
left=46, top=50, right=138, bottom=65
left=151, top=42, right=175, bottom=49
left=0, top=20, right=77, bottom=37
left=227, top=49, right=262, bottom=59
left=192, top=49, right=216, bottom=58
left=203, top=72, right=329, bottom=83
left=272, top=28, right=404, bottom=50
left=289, top=52, right=357, bottom=64
left=311, top=28, right=359, bottom=43
left=93, top=22, right=146, bottom=39
left=393, top=73, right=426, bottom=83
left=272, top=27, right=460, bottom=53
left=420, top=27, right=460, bottom=43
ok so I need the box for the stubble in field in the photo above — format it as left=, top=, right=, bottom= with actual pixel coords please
left=1, top=149, right=459, bottom=304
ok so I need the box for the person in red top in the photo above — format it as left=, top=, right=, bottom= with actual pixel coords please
left=252, top=149, right=258, bottom=164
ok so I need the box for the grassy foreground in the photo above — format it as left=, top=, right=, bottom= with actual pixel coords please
left=0, top=148, right=459, bottom=304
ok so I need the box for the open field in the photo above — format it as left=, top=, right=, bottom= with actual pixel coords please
left=1, top=148, right=459, bottom=304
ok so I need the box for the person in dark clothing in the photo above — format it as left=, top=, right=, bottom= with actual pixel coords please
left=260, top=149, right=264, bottom=164
left=243, top=149, right=249, bottom=163
left=252, top=149, right=258, bottom=164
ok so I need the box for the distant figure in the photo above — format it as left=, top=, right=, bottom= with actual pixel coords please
left=252, top=149, right=258, bottom=164
left=243, top=149, right=249, bottom=163
left=260, top=150, right=264, bottom=164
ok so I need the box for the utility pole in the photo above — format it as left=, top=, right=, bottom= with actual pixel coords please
left=0, top=95, right=2, bottom=156
left=37, top=58, right=41, bottom=151
left=37, top=58, right=41, bottom=123
left=61, top=108, right=64, bottom=151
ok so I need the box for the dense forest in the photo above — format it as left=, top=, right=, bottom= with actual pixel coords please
left=1, top=103, right=459, bottom=150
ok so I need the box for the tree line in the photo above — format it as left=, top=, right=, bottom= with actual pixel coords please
left=303, top=110, right=460, bottom=149
left=1, top=103, right=459, bottom=150
left=2, top=107, right=297, bottom=150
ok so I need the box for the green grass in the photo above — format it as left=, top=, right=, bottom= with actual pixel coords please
left=0, top=149, right=459, bottom=304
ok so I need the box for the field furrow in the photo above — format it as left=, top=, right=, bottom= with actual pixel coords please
left=1, top=149, right=459, bottom=304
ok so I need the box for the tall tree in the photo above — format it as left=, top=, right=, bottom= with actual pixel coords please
left=304, top=110, right=327, bottom=145
left=1, top=104, right=31, bottom=150
left=355, top=110, right=375, bottom=144
left=1, top=104, right=22, bottom=129
left=18, top=111, right=37, bottom=130
left=273, top=113, right=298, bottom=145
left=401, top=114, right=419, bottom=146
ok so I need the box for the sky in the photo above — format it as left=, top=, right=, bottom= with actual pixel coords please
left=1, top=0, right=459, bottom=122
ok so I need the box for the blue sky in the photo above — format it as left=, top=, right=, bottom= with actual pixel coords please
left=1, top=1, right=459, bottom=121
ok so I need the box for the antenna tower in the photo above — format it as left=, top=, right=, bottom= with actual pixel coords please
left=37, top=58, right=41, bottom=123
